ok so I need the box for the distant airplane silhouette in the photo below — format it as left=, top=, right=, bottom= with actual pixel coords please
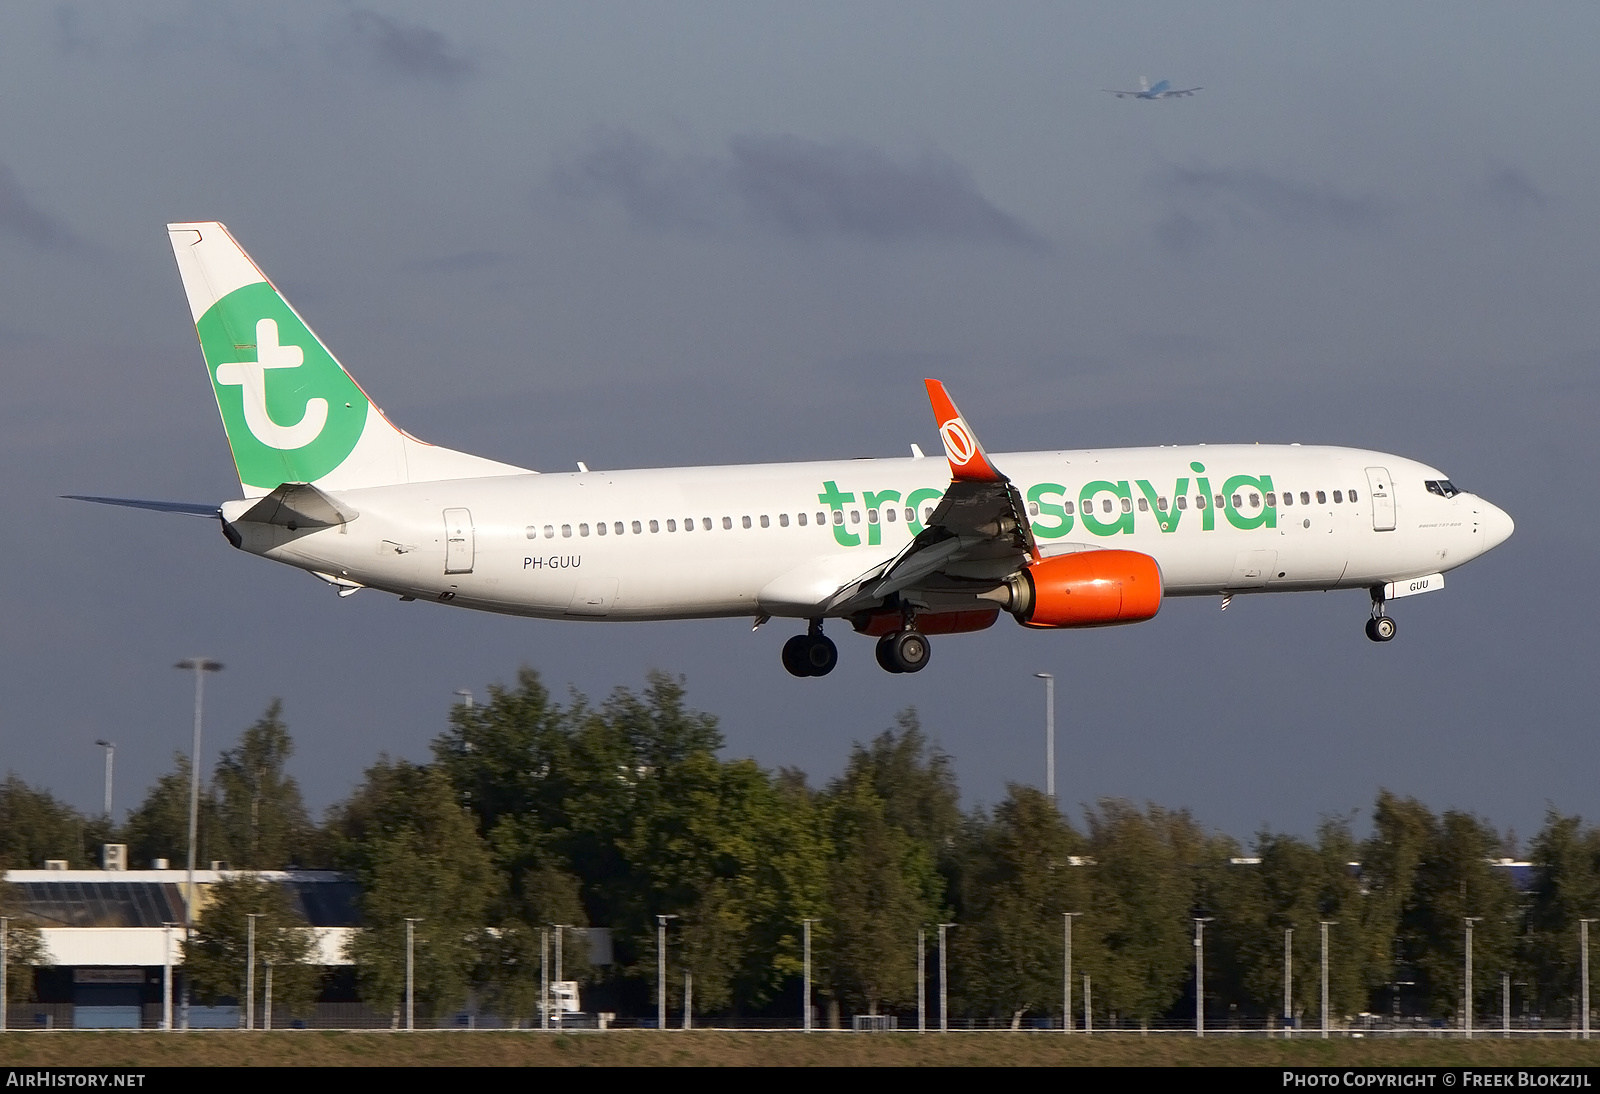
left=1103, top=77, right=1201, bottom=100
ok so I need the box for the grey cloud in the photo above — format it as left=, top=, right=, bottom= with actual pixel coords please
left=1150, top=163, right=1385, bottom=250
left=1482, top=160, right=1547, bottom=214
left=400, top=250, right=511, bottom=274
left=0, top=164, right=79, bottom=249
left=343, top=10, right=477, bottom=82
left=551, top=129, right=1043, bottom=247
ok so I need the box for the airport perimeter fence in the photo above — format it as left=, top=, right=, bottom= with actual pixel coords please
left=6, top=1002, right=1599, bottom=1036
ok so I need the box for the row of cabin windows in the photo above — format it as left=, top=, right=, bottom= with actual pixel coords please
left=524, top=505, right=941, bottom=540
left=1025, top=488, right=1363, bottom=518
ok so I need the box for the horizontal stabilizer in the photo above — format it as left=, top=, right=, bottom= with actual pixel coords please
left=63, top=495, right=220, bottom=518
left=235, top=482, right=359, bottom=529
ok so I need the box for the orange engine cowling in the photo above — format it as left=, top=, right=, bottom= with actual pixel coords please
left=1006, top=550, right=1163, bottom=629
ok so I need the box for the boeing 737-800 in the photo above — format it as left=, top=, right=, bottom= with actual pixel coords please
left=71, top=223, right=1513, bottom=677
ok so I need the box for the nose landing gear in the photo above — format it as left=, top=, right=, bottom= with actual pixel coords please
left=1366, top=589, right=1397, bottom=642
left=782, top=619, right=839, bottom=677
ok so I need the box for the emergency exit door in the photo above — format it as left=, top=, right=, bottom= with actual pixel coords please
left=444, top=508, right=475, bottom=574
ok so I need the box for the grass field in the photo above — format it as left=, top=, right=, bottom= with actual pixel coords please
left=5, top=1031, right=1600, bottom=1067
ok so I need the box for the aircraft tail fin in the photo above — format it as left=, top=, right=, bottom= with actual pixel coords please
left=167, top=222, right=530, bottom=498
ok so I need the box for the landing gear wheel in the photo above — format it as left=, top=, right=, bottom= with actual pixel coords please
left=805, top=634, right=839, bottom=676
left=875, top=634, right=905, bottom=673
left=1368, top=616, right=1397, bottom=642
left=886, top=630, right=931, bottom=673
left=782, top=635, right=812, bottom=677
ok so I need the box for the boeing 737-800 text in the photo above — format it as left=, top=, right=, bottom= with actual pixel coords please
left=71, top=223, right=1514, bottom=676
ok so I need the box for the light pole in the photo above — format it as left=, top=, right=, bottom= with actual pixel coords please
left=1582, top=919, right=1596, bottom=1040
left=95, top=740, right=115, bottom=818
left=1193, top=918, right=1212, bottom=1037
left=552, top=924, right=568, bottom=1029
left=540, top=927, right=549, bottom=1030
left=938, top=923, right=955, bottom=1032
left=174, top=656, right=222, bottom=1031
left=453, top=689, right=473, bottom=709
left=245, top=913, right=260, bottom=1030
left=1034, top=673, right=1055, bottom=801
left=1284, top=927, right=1294, bottom=1037
left=656, top=914, right=677, bottom=1030
left=1464, top=917, right=1481, bottom=1039
left=162, top=923, right=174, bottom=1031
left=1320, top=921, right=1337, bottom=1039
left=1063, top=912, right=1080, bottom=1033
left=1, top=916, right=8, bottom=1034
left=404, top=917, right=422, bottom=1030
left=917, top=927, right=926, bottom=1032
left=802, top=918, right=816, bottom=1032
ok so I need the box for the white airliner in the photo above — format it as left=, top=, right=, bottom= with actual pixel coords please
left=1103, top=77, right=1202, bottom=100
left=71, top=223, right=1513, bottom=676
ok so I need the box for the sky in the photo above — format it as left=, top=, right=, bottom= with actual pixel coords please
left=2, top=2, right=1595, bottom=850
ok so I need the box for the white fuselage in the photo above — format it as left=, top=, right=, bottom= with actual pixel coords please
left=222, top=444, right=1513, bottom=623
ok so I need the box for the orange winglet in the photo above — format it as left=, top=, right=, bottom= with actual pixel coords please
left=924, top=378, right=1006, bottom=483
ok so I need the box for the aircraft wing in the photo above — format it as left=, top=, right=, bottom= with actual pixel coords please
left=1165, top=87, right=1202, bottom=97
left=817, top=380, right=1037, bottom=614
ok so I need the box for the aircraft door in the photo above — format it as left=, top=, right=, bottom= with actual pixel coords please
left=1365, top=468, right=1397, bottom=532
left=444, top=508, right=475, bottom=574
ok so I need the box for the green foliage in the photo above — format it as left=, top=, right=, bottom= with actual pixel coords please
left=1, top=885, right=50, bottom=1003
left=1521, top=811, right=1600, bottom=1017
left=334, top=759, right=499, bottom=1020
left=0, top=774, right=104, bottom=869
left=122, top=753, right=221, bottom=872
left=212, top=701, right=315, bottom=869
left=182, top=875, right=320, bottom=1017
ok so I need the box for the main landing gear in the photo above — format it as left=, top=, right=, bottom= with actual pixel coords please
left=1366, top=589, right=1397, bottom=643
left=782, top=620, right=839, bottom=677
left=875, top=629, right=931, bottom=674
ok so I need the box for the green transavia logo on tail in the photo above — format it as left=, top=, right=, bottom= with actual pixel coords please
left=817, top=462, right=1277, bottom=547
left=197, top=282, right=367, bottom=489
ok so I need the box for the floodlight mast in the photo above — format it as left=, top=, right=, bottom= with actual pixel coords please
left=173, top=657, right=222, bottom=1031
left=1034, top=673, right=1055, bottom=801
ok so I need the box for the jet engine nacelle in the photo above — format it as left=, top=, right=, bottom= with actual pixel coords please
left=1000, top=549, right=1163, bottom=629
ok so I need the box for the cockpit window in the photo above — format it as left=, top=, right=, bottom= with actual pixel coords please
left=1426, top=479, right=1462, bottom=498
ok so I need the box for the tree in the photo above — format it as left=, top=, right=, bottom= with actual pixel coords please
left=0, top=884, right=49, bottom=1004
left=0, top=774, right=103, bottom=869
left=122, top=753, right=221, bottom=872
left=182, top=875, right=319, bottom=1017
left=1522, top=811, right=1600, bottom=1018
left=212, top=701, right=314, bottom=869
left=333, top=759, right=500, bottom=1022
left=954, top=785, right=1088, bottom=1024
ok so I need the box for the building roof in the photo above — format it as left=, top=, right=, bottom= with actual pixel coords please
left=3, top=869, right=363, bottom=928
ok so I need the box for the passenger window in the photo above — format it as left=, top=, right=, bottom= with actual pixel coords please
left=1300, top=492, right=1310, bottom=505
left=817, top=511, right=827, bottom=525
left=615, top=522, right=625, bottom=535
left=1028, top=501, right=1040, bottom=516
left=850, top=510, right=861, bottom=524
left=1265, top=493, right=1276, bottom=507
left=1230, top=495, right=1241, bottom=509
left=741, top=516, right=751, bottom=529
left=1195, top=495, right=1206, bottom=510
left=579, top=523, right=590, bottom=537
left=544, top=525, right=555, bottom=538
left=779, top=513, right=789, bottom=527
left=1137, top=497, right=1149, bottom=512
left=632, top=521, right=642, bottom=534
left=796, top=512, right=807, bottom=526
left=924, top=507, right=934, bottom=522
left=562, top=524, right=572, bottom=538
left=596, top=522, right=606, bottom=536
left=525, top=526, right=538, bottom=539
left=1214, top=495, right=1224, bottom=509
left=1332, top=491, right=1343, bottom=504
left=1102, top=499, right=1113, bottom=514
left=683, top=518, right=693, bottom=532
left=885, top=508, right=896, bottom=522
left=667, top=519, right=676, bottom=532
left=1316, top=491, right=1326, bottom=504
left=1158, top=497, right=1168, bottom=511
left=649, top=520, right=659, bottom=533
left=904, top=507, right=914, bottom=522
left=1349, top=489, right=1358, bottom=502
left=1121, top=497, right=1133, bottom=513
left=1281, top=491, right=1293, bottom=506
left=867, top=508, right=879, bottom=524
left=1249, top=493, right=1259, bottom=507
left=759, top=515, right=769, bottom=528
left=703, top=517, right=714, bottom=530
left=1064, top=501, right=1075, bottom=515
left=832, top=510, right=843, bottom=526
left=1176, top=496, right=1187, bottom=510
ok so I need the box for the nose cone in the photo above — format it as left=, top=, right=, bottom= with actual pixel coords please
left=1477, top=499, right=1514, bottom=554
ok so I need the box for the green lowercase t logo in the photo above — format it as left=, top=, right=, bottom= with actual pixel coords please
left=198, top=283, right=367, bottom=489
